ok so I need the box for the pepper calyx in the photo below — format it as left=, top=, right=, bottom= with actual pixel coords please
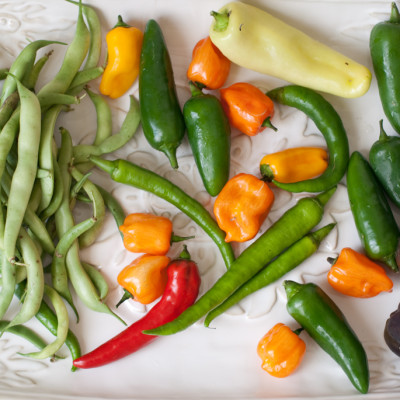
left=211, top=10, right=230, bottom=32
left=114, top=15, right=131, bottom=29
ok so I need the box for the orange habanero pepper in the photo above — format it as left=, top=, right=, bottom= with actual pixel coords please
left=100, top=15, right=144, bottom=99
left=260, top=147, right=329, bottom=184
left=257, top=323, right=306, bottom=378
left=117, top=254, right=170, bottom=304
left=213, top=173, right=274, bottom=243
left=187, top=36, right=231, bottom=90
left=120, top=213, right=190, bottom=256
left=219, top=82, right=276, bottom=136
left=327, top=247, right=393, bottom=298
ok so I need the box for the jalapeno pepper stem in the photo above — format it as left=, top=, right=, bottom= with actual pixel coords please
left=390, top=2, right=400, bottom=24
left=210, top=10, right=230, bottom=32
left=261, top=116, right=277, bottom=131
left=379, top=119, right=390, bottom=141
left=283, top=280, right=302, bottom=300
left=188, top=81, right=204, bottom=97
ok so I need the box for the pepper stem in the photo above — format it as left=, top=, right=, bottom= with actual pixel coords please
left=114, top=15, right=130, bottom=28
left=171, top=233, right=195, bottom=244
left=293, top=327, right=304, bottom=336
left=210, top=10, right=230, bottom=32
left=90, top=156, right=117, bottom=176
left=379, top=119, right=390, bottom=141
left=260, top=164, right=274, bottom=182
left=309, top=223, right=336, bottom=246
left=261, top=117, right=278, bottom=132
left=315, top=185, right=337, bottom=206
left=188, top=81, right=204, bottom=97
left=327, top=256, right=338, bottom=265
left=116, top=289, right=133, bottom=308
left=283, top=280, right=303, bottom=301
left=178, top=245, right=191, bottom=260
left=390, top=2, right=400, bottom=24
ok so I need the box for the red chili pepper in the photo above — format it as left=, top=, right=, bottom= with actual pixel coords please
left=72, top=246, right=201, bottom=369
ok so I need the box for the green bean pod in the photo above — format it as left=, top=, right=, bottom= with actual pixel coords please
left=370, top=2, right=400, bottom=134
left=369, top=120, right=400, bottom=207
left=204, top=223, right=336, bottom=326
left=347, top=151, right=399, bottom=271
left=183, top=82, right=231, bottom=196
left=284, top=280, right=369, bottom=393
left=90, top=156, right=235, bottom=269
left=143, top=187, right=336, bottom=336
left=267, top=85, right=349, bottom=192
left=139, top=19, right=185, bottom=169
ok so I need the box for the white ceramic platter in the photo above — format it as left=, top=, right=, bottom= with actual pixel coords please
left=0, top=0, right=400, bottom=399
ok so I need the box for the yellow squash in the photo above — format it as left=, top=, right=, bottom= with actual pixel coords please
left=209, top=2, right=371, bottom=98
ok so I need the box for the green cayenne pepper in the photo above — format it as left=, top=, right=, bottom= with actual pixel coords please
left=183, top=82, right=231, bottom=196
left=139, top=19, right=185, bottom=169
left=266, top=85, right=349, bottom=193
left=369, top=120, right=400, bottom=208
left=347, top=151, right=399, bottom=272
left=370, top=2, right=400, bottom=134
left=284, top=280, right=369, bottom=394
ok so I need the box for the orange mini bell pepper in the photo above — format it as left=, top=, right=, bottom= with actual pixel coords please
left=260, top=147, right=329, bottom=184
left=213, top=173, right=274, bottom=243
left=257, top=323, right=306, bottom=378
left=120, top=213, right=190, bottom=256
left=100, top=15, right=144, bottom=99
left=219, top=82, right=276, bottom=136
left=187, top=36, right=231, bottom=90
left=117, top=254, right=170, bottom=304
left=327, top=247, right=393, bottom=298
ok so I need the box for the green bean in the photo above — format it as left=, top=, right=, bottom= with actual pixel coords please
left=87, top=87, right=112, bottom=145
left=39, top=93, right=80, bottom=109
left=204, top=223, right=336, bottom=326
left=22, top=285, right=69, bottom=360
left=3, top=79, right=41, bottom=264
left=68, top=67, right=104, bottom=94
left=4, top=227, right=44, bottom=331
left=55, top=129, right=125, bottom=323
left=0, top=91, right=19, bottom=131
left=0, top=320, right=50, bottom=353
left=23, top=50, right=53, bottom=91
left=0, top=68, right=9, bottom=80
left=70, top=166, right=106, bottom=248
left=15, top=281, right=81, bottom=370
left=96, top=184, right=125, bottom=239
left=82, top=262, right=109, bottom=300
left=73, top=95, right=141, bottom=164
left=37, top=1, right=90, bottom=99
left=1, top=40, right=65, bottom=105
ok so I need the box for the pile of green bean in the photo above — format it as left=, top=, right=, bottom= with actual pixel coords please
left=0, top=1, right=140, bottom=368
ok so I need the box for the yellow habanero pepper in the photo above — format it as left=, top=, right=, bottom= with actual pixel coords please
left=100, top=15, right=143, bottom=99
left=209, top=2, right=371, bottom=98
left=117, top=254, right=170, bottom=305
left=260, top=147, right=329, bottom=184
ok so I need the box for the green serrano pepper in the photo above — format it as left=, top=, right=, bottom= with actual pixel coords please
left=347, top=151, right=399, bottom=272
left=284, top=280, right=369, bottom=394
left=369, top=120, right=400, bottom=207
left=370, top=2, right=400, bottom=134
left=266, top=85, right=349, bottom=193
left=183, top=82, right=231, bottom=196
left=204, top=223, right=335, bottom=326
left=139, top=19, right=185, bottom=169
left=143, top=187, right=336, bottom=336
left=90, top=156, right=235, bottom=269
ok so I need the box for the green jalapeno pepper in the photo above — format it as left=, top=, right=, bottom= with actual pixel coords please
left=370, top=2, right=400, bottom=134
left=347, top=151, right=399, bottom=272
left=183, top=82, right=231, bottom=196
left=143, top=187, right=336, bottom=336
left=369, top=120, right=400, bottom=208
left=266, top=85, right=349, bottom=193
left=139, top=19, right=185, bottom=169
left=284, top=280, right=369, bottom=394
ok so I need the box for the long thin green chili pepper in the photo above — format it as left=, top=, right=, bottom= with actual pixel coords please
left=204, top=223, right=336, bottom=326
left=15, top=281, right=81, bottom=371
left=143, top=187, right=336, bottom=336
left=90, top=156, right=235, bottom=269
left=265, top=85, right=349, bottom=193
